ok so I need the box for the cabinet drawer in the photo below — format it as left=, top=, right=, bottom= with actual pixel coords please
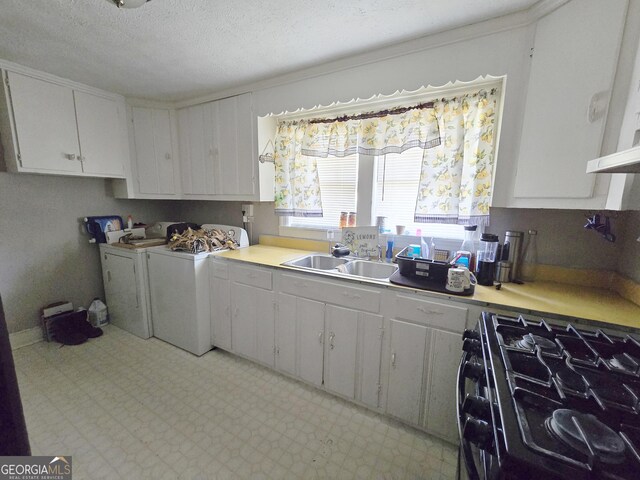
left=280, top=273, right=380, bottom=313
left=394, top=294, right=467, bottom=333
left=211, top=261, right=229, bottom=279
left=230, top=264, right=272, bottom=290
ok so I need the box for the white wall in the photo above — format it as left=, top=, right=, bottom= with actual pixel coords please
left=252, top=26, right=533, bottom=211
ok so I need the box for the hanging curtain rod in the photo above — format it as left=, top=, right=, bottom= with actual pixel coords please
left=307, top=101, right=435, bottom=124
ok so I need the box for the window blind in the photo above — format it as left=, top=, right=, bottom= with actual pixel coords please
left=289, top=154, right=358, bottom=228
left=374, top=149, right=465, bottom=239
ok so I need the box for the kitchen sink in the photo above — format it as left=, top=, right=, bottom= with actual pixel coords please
left=283, top=254, right=350, bottom=270
left=282, top=254, right=398, bottom=280
left=342, top=260, right=398, bottom=279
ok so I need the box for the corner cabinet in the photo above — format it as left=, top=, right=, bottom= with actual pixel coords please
left=504, top=0, right=628, bottom=208
left=177, top=93, right=272, bottom=201
left=0, top=70, right=127, bottom=178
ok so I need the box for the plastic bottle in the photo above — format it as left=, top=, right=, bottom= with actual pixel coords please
left=420, top=236, right=429, bottom=259
left=88, top=298, right=109, bottom=327
left=460, top=225, right=479, bottom=271
left=127, top=215, right=133, bottom=230
left=521, top=229, right=538, bottom=282
left=386, top=236, right=394, bottom=261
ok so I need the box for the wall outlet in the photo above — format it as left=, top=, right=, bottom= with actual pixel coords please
left=242, top=204, right=254, bottom=217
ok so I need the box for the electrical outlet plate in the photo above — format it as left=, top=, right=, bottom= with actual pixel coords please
left=242, top=204, right=254, bottom=217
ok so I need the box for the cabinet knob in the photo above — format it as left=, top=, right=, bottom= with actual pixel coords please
left=165, top=153, right=171, bottom=160
left=391, top=352, right=396, bottom=367
left=65, top=153, right=76, bottom=161
left=318, top=332, right=323, bottom=344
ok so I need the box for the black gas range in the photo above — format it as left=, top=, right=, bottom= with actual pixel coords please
left=457, top=312, right=640, bottom=480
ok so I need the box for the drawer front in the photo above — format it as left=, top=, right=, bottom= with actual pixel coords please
left=210, top=260, right=229, bottom=279
left=280, top=273, right=380, bottom=313
left=394, top=293, right=467, bottom=333
left=230, top=264, right=272, bottom=290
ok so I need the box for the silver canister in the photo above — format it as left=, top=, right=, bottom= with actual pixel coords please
left=495, top=261, right=512, bottom=283
left=503, top=230, right=524, bottom=281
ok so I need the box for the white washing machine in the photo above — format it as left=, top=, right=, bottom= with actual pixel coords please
left=146, top=224, right=249, bottom=355
left=99, top=222, right=180, bottom=339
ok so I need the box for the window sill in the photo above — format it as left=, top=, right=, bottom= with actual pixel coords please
left=278, top=225, right=462, bottom=256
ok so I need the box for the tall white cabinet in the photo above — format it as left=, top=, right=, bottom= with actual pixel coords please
left=178, top=92, right=259, bottom=199
left=507, top=0, right=628, bottom=207
left=128, top=106, right=180, bottom=197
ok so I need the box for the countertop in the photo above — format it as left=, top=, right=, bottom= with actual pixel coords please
left=216, top=245, right=640, bottom=330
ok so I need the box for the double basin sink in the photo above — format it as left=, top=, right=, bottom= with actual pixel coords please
left=282, top=253, right=398, bottom=281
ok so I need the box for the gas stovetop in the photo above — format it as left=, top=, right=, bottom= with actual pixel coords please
left=477, top=313, right=640, bottom=479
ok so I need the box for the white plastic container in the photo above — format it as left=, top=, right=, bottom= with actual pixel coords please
left=88, top=298, right=109, bottom=327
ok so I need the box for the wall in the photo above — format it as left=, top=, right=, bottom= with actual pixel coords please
left=618, top=210, right=640, bottom=282
left=0, top=171, right=180, bottom=333
left=487, top=208, right=623, bottom=271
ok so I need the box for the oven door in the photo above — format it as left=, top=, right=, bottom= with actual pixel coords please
left=457, top=350, right=501, bottom=480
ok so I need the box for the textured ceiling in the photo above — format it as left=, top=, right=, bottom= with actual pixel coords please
left=0, top=0, right=539, bottom=101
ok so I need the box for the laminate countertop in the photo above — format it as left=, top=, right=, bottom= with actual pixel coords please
left=216, top=245, right=640, bottom=331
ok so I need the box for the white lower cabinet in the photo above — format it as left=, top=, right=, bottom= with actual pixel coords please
left=210, top=260, right=231, bottom=351
left=386, top=319, right=430, bottom=425
left=227, top=263, right=275, bottom=367
left=212, top=261, right=469, bottom=443
left=424, top=329, right=463, bottom=443
left=324, top=305, right=359, bottom=399
left=231, top=283, right=275, bottom=367
left=275, top=276, right=383, bottom=407
left=295, top=297, right=325, bottom=387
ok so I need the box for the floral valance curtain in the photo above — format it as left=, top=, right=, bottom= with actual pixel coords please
left=274, top=106, right=441, bottom=217
left=414, top=88, right=500, bottom=227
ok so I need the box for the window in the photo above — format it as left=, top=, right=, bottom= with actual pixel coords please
left=288, top=154, right=358, bottom=229
left=374, top=149, right=465, bottom=239
left=282, top=148, right=465, bottom=239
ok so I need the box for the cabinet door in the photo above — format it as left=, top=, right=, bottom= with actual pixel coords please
left=297, top=298, right=325, bottom=387
left=211, top=277, right=231, bottom=350
left=424, top=329, right=463, bottom=443
left=132, top=107, right=176, bottom=194
left=231, top=283, right=257, bottom=359
left=7, top=71, right=81, bottom=173
left=324, top=305, right=358, bottom=399
left=276, top=293, right=297, bottom=376
left=178, top=104, right=216, bottom=194
left=102, top=252, right=141, bottom=335
left=255, top=288, right=275, bottom=368
left=74, top=91, right=124, bottom=177
left=231, top=283, right=274, bottom=366
left=513, top=0, right=627, bottom=199
left=358, top=313, right=383, bottom=409
left=217, top=93, right=255, bottom=196
left=387, top=319, right=429, bottom=425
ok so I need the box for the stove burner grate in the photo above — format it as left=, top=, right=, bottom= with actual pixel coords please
left=516, top=333, right=558, bottom=352
left=546, top=409, right=627, bottom=464
left=609, top=354, right=640, bottom=375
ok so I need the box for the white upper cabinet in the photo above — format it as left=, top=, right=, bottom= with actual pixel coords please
left=3, top=71, right=81, bottom=174
left=0, top=70, right=127, bottom=178
left=74, top=91, right=125, bottom=177
left=177, top=92, right=264, bottom=200
left=130, top=106, right=179, bottom=196
left=511, top=0, right=627, bottom=205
